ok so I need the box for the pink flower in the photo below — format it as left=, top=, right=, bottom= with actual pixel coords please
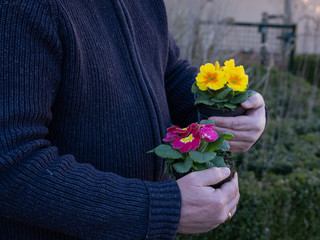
left=163, top=123, right=198, bottom=142
left=199, top=125, right=218, bottom=142
left=163, top=122, right=219, bottom=153
left=171, top=131, right=201, bottom=152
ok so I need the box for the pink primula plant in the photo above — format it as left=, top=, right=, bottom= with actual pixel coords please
left=148, top=119, right=234, bottom=179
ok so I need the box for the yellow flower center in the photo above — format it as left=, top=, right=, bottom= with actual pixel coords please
left=181, top=134, right=194, bottom=143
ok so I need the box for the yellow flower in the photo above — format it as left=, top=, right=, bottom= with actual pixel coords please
left=226, top=66, right=248, bottom=92
left=224, top=59, right=235, bottom=70
left=196, top=62, right=227, bottom=91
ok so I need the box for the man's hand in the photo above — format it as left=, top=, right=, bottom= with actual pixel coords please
left=210, top=93, right=266, bottom=153
left=177, top=168, right=239, bottom=234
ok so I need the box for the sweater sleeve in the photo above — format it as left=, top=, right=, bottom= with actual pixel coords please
left=164, top=33, right=199, bottom=127
left=0, top=1, right=180, bottom=239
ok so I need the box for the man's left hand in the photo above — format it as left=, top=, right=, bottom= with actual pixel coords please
left=209, top=92, right=266, bottom=153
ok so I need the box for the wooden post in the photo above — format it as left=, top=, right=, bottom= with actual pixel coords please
left=284, top=0, right=292, bottom=24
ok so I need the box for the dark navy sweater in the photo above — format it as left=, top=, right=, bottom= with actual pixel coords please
left=0, top=0, right=198, bottom=239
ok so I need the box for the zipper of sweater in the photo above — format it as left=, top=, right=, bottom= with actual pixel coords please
left=112, top=0, right=166, bottom=181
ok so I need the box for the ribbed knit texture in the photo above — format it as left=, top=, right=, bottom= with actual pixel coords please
left=0, top=0, right=198, bottom=239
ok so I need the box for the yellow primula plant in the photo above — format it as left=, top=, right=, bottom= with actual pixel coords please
left=192, top=59, right=256, bottom=112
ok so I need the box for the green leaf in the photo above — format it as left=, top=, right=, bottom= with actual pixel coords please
left=220, top=140, right=230, bottom=151
left=220, top=133, right=234, bottom=140
left=193, top=162, right=207, bottom=171
left=198, top=89, right=213, bottom=99
left=205, top=136, right=224, bottom=152
left=202, top=119, right=215, bottom=125
left=153, top=144, right=183, bottom=159
left=247, top=89, right=257, bottom=97
left=172, top=157, right=193, bottom=173
left=206, top=156, right=227, bottom=168
left=189, top=151, right=217, bottom=163
left=215, top=103, right=225, bottom=108
left=164, top=160, right=173, bottom=175
left=213, top=156, right=228, bottom=167
left=229, top=92, right=248, bottom=104
left=215, top=88, right=233, bottom=100
left=223, top=103, right=237, bottom=109
left=191, top=82, right=199, bottom=94
left=210, top=98, right=228, bottom=103
left=195, top=99, right=212, bottom=106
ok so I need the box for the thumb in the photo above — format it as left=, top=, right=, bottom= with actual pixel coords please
left=241, top=92, right=264, bottom=110
left=192, top=167, right=231, bottom=186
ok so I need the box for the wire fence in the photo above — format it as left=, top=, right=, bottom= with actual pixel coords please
left=198, top=21, right=296, bottom=71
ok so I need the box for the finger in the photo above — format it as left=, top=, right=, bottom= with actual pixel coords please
left=219, top=172, right=239, bottom=200
left=211, top=116, right=254, bottom=132
left=245, top=106, right=266, bottom=130
left=189, top=167, right=231, bottom=187
left=226, top=205, right=237, bottom=222
left=214, top=124, right=260, bottom=141
left=241, top=92, right=265, bottom=110
left=228, top=141, right=253, bottom=153
left=227, top=191, right=240, bottom=212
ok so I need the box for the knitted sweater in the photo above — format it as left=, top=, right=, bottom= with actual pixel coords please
left=0, top=0, right=198, bottom=239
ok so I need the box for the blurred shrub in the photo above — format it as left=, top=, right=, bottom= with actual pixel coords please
left=293, top=54, right=320, bottom=87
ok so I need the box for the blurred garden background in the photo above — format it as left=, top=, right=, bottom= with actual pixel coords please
left=164, top=0, right=320, bottom=239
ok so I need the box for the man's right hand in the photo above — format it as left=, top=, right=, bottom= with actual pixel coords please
left=176, top=168, right=240, bottom=234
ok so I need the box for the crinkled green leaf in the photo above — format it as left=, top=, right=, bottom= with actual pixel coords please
left=198, top=89, right=213, bottom=99
left=215, top=87, right=233, bottom=100
left=172, top=157, right=193, bottom=173
left=195, top=99, right=212, bottom=106
left=229, top=92, right=248, bottom=104
left=153, top=144, right=183, bottom=159
left=206, top=156, right=227, bottom=168
left=205, top=136, right=224, bottom=152
left=223, top=103, right=237, bottom=109
left=220, top=140, right=230, bottom=151
left=215, top=103, right=225, bottom=108
left=189, top=151, right=217, bottom=163
left=247, top=89, right=257, bottom=97
left=210, top=98, right=228, bottom=103
left=193, top=162, right=207, bottom=171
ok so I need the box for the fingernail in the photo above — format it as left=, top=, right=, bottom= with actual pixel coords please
left=242, top=100, right=250, bottom=107
left=222, top=168, right=230, bottom=176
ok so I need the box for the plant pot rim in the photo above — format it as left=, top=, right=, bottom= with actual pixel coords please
left=197, top=104, right=246, bottom=117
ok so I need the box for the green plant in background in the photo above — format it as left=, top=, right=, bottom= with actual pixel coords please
left=293, top=54, right=320, bottom=87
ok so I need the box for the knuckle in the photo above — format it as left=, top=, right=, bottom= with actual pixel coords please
left=213, top=197, right=225, bottom=210
left=211, top=118, right=222, bottom=126
left=247, top=133, right=257, bottom=143
left=232, top=120, right=242, bottom=131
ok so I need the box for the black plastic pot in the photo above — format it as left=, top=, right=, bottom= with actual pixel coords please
left=197, top=104, right=246, bottom=121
